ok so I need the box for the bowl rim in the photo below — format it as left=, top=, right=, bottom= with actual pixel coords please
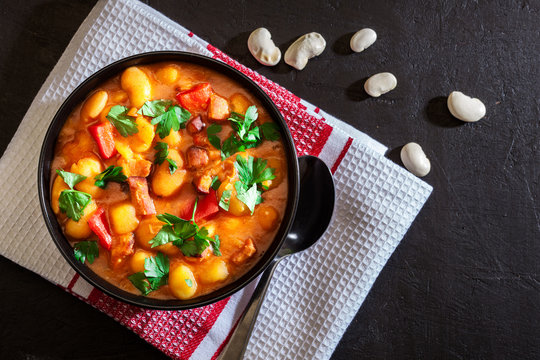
left=37, top=51, right=300, bottom=310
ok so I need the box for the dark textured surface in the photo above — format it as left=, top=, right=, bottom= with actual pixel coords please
left=0, top=0, right=538, bottom=359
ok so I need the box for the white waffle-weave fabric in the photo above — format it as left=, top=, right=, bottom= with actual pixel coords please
left=0, top=1, right=432, bottom=359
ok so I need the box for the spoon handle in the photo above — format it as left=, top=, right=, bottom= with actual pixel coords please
left=217, top=258, right=281, bottom=360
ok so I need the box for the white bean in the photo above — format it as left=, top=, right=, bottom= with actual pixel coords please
left=247, top=28, right=281, bottom=66
left=447, top=91, right=486, bottom=122
left=284, top=32, right=326, bottom=70
left=364, top=72, right=397, bottom=97
left=350, top=28, right=377, bottom=53
left=400, top=142, right=431, bottom=177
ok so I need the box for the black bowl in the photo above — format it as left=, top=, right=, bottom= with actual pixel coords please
left=37, top=51, right=300, bottom=310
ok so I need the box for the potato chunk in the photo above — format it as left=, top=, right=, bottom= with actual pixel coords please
left=109, top=202, right=139, bottom=234
left=217, top=181, right=250, bottom=216
left=51, top=173, right=69, bottom=214
left=120, top=66, right=152, bottom=108
left=169, top=264, right=197, bottom=300
left=70, top=156, right=104, bottom=198
left=130, top=116, right=155, bottom=153
left=229, top=93, right=251, bottom=114
left=199, top=260, right=229, bottom=284
left=152, top=149, right=187, bottom=197
left=130, top=249, right=153, bottom=273
left=135, top=217, right=162, bottom=250
left=64, top=201, right=97, bottom=239
left=80, top=90, right=108, bottom=121
left=155, top=66, right=179, bottom=84
left=257, top=205, right=280, bottom=230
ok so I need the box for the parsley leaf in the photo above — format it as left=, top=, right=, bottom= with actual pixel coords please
left=228, top=106, right=259, bottom=143
left=207, top=123, right=222, bottom=135
left=128, top=252, right=170, bottom=296
left=128, top=272, right=153, bottom=295
left=56, top=169, right=87, bottom=189
left=167, top=158, right=177, bottom=174
left=234, top=182, right=260, bottom=214
left=185, top=279, right=193, bottom=287
left=151, top=105, right=191, bottom=139
left=260, top=122, right=280, bottom=141
left=234, top=155, right=276, bottom=186
left=231, top=155, right=275, bottom=214
left=210, top=176, right=221, bottom=191
left=137, top=100, right=172, bottom=117
left=106, top=105, right=138, bottom=137
left=151, top=203, right=221, bottom=257
left=154, top=142, right=169, bottom=165
left=94, top=165, right=127, bottom=189
left=73, top=241, right=99, bottom=264
left=58, top=190, right=92, bottom=221
left=219, top=189, right=232, bottom=211
left=209, top=235, right=221, bottom=256
left=221, top=136, right=246, bottom=160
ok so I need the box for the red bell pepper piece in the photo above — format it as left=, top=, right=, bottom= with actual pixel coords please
left=194, top=189, right=219, bottom=222
left=179, top=197, right=196, bottom=221
left=178, top=190, right=219, bottom=222
left=176, top=83, right=213, bottom=112
left=88, top=122, right=117, bottom=159
left=128, top=177, right=156, bottom=216
left=87, top=207, right=112, bottom=251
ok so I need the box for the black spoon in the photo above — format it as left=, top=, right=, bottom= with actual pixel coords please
left=218, top=155, right=336, bottom=360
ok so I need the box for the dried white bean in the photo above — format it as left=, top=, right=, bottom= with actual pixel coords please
left=350, top=28, right=377, bottom=53
left=447, top=91, right=486, bottom=122
left=284, top=32, right=326, bottom=70
left=364, top=72, right=397, bottom=97
left=400, top=143, right=431, bottom=177
left=247, top=28, right=281, bottom=66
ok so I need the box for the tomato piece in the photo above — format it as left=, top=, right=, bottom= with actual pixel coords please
left=128, top=177, right=156, bottom=216
left=87, top=207, right=112, bottom=251
left=88, top=122, right=117, bottom=159
left=176, top=83, right=213, bottom=112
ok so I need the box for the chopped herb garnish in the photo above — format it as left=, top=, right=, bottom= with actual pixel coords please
left=153, top=106, right=191, bottom=139
left=128, top=252, right=170, bottom=295
left=167, top=158, right=178, bottom=174
left=137, top=99, right=172, bottom=117
left=207, top=123, right=223, bottom=150
left=58, top=190, right=92, bottom=221
left=56, top=169, right=86, bottom=189
left=228, top=106, right=259, bottom=144
left=153, top=142, right=169, bottom=165
left=232, top=155, right=275, bottom=214
left=106, top=105, right=138, bottom=137
left=210, top=176, right=221, bottom=191
left=185, top=278, right=193, bottom=287
left=94, top=165, right=127, bottom=189
left=260, top=122, right=281, bottom=141
left=56, top=169, right=92, bottom=221
left=154, top=142, right=178, bottom=174
left=74, top=241, right=99, bottom=264
left=218, top=189, right=232, bottom=211
left=150, top=201, right=221, bottom=257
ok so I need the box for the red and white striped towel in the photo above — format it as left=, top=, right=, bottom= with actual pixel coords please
left=0, top=1, right=432, bottom=359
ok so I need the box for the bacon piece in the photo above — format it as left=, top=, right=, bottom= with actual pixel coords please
left=208, top=94, right=230, bottom=121
left=186, top=146, right=209, bottom=169
left=119, top=157, right=152, bottom=177
left=232, top=239, right=256, bottom=264
left=128, top=177, right=156, bottom=215
left=193, top=173, right=213, bottom=194
left=110, top=233, right=135, bottom=269
left=187, top=115, right=205, bottom=134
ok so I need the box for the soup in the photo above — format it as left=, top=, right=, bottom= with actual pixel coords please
left=50, top=62, right=287, bottom=300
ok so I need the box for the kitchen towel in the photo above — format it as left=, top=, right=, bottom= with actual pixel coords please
left=0, top=1, right=432, bottom=359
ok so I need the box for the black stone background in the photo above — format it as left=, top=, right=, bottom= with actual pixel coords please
left=0, top=0, right=538, bottom=359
